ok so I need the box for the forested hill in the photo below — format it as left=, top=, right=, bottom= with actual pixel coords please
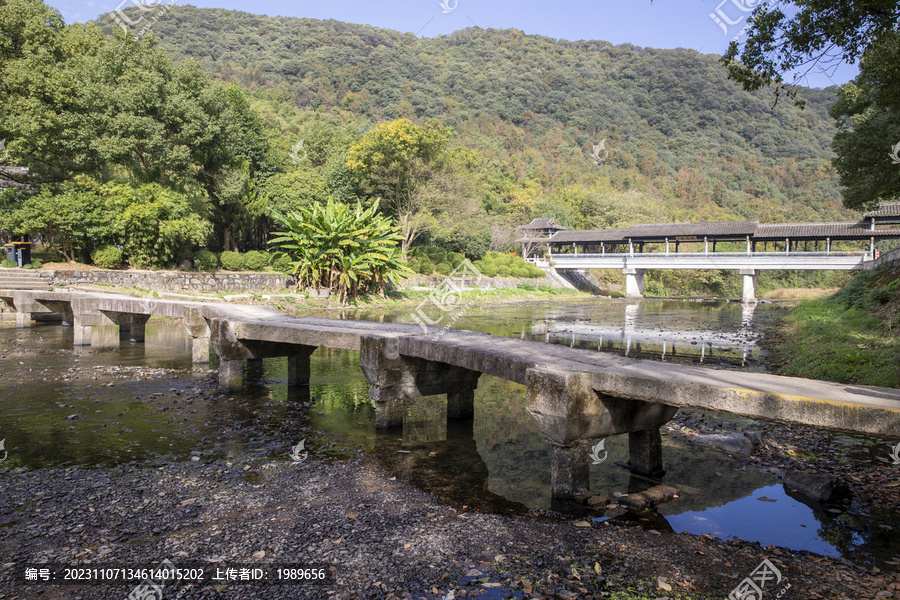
left=97, top=5, right=854, bottom=227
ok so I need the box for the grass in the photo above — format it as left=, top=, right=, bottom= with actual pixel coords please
left=763, top=287, right=839, bottom=300
left=764, top=266, right=900, bottom=388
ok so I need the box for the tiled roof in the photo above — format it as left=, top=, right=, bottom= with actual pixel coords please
left=517, top=218, right=568, bottom=231
left=627, top=221, right=758, bottom=239
left=754, top=222, right=885, bottom=239
left=864, top=203, right=900, bottom=218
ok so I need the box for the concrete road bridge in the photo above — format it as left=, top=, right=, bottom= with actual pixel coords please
left=3, top=289, right=899, bottom=499
left=518, top=207, right=900, bottom=301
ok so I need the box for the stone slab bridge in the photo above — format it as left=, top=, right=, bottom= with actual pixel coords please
left=4, top=289, right=900, bottom=499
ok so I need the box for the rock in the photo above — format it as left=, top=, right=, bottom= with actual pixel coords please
left=690, top=432, right=754, bottom=455
left=178, top=259, right=193, bottom=272
left=586, top=495, right=610, bottom=509
left=783, top=469, right=850, bottom=503
left=616, top=485, right=680, bottom=511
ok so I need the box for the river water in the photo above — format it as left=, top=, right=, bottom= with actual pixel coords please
left=1, top=298, right=897, bottom=568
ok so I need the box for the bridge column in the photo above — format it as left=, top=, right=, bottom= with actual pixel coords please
left=11, top=293, right=36, bottom=328
left=72, top=312, right=118, bottom=346
left=359, top=335, right=481, bottom=429
left=287, top=346, right=316, bottom=387
left=627, top=428, right=666, bottom=479
left=623, top=268, right=646, bottom=299
left=209, top=319, right=255, bottom=392
left=551, top=441, right=590, bottom=499
left=183, top=307, right=211, bottom=364
left=114, top=313, right=151, bottom=342
left=740, top=268, right=758, bottom=304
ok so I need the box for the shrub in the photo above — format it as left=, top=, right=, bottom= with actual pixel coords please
left=538, top=283, right=552, bottom=292
left=415, top=259, right=434, bottom=275
left=243, top=250, right=269, bottom=271
left=272, top=252, right=293, bottom=273
left=194, top=249, right=218, bottom=271
left=447, top=252, right=464, bottom=267
left=517, top=282, right=537, bottom=291
left=435, top=262, right=452, bottom=276
left=91, top=245, right=124, bottom=269
left=220, top=251, right=245, bottom=271
left=480, top=262, right=499, bottom=277
left=527, top=265, right=546, bottom=278
left=512, top=267, right=529, bottom=278
left=426, top=247, right=447, bottom=263
left=1, top=259, right=17, bottom=268
left=498, top=266, right=512, bottom=277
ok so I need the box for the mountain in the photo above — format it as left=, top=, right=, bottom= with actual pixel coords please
left=94, top=6, right=855, bottom=228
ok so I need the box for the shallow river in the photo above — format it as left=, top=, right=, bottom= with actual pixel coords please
left=1, top=298, right=897, bottom=568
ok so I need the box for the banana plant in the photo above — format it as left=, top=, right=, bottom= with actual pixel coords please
left=270, top=198, right=411, bottom=302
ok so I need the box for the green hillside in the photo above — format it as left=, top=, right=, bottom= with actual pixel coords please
left=95, top=6, right=856, bottom=231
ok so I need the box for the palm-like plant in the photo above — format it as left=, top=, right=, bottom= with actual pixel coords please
left=270, top=198, right=411, bottom=302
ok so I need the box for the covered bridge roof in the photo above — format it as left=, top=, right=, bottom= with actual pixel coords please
left=520, top=218, right=900, bottom=246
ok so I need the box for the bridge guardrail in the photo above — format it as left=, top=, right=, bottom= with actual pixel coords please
left=549, top=251, right=872, bottom=259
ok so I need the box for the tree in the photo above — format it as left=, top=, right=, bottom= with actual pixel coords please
left=0, top=177, right=114, bottom=261
left=346, top=118, right=470, bottom=253
left=829, top=24, right=900, bottom=213
left=720, top=0, right=900, bottom=107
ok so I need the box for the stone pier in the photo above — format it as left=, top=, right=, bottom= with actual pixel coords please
left=183, top=307, right=211, bottom=364
left=359, top=335, right=482, bottom=429
left=209, top=317, right=318, bottom=392
left=740, top=268, right=758, bottom=304
left=525, top=367, right=678, bottom=498
left=623, top=267, right=646, bottom=299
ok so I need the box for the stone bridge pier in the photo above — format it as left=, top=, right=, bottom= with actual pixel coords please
left=359, top=335, right=482, bottom=429
left=209, top=318, right=316, bottom=392
left=10, top=292, right=74, bottom=328
left=525, top=368, right=678, bottom=498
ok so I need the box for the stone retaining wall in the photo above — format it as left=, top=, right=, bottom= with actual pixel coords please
left=36, top=268, right=561, bottom=294
left=42, top=269, right=290, bottom=293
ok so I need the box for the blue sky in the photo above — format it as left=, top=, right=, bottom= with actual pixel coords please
left=46, top=0, right=857, bottom=88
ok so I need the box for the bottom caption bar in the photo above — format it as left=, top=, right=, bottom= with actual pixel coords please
left=20, top=563, right=333, bottom=585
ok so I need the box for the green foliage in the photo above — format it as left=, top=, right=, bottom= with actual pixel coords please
left=220, top=251, right=245, bottom=271
left=721, top=0, right=900, bottom=108
left=91, top=245, right=124, bottom=269
left=1, top=259, right=16, bottom=268
left=479, top=262, right=499, bottom=277
left=243, top=250, right=269, bottom=271
left=829, top=32, right=900, bottom=211
left=435, top=262, right=451, bottom=276
left=517, top=282, right=537, bottom=291
left=194, top=249, right=219, bottom=271
left=111, top=183, right=211, bottom=269
left=271, top=252, right=292, bottom=273
left=414, top=259, right=434, bottom=275
left=270, top=198, right=411, bottom=301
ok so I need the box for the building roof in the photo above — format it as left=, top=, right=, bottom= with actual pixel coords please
left=753, top=222, right=889, bottom=239
left=517, top=218, right=568, bottom=231
left=626, top=221, right=758, bottom=239
left=521, top=218, right=900, bottom=246
left=864, top=203, right=900, bottom=219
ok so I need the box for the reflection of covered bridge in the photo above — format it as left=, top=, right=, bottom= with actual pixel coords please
left=517, top=205, right=900, bottom=301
